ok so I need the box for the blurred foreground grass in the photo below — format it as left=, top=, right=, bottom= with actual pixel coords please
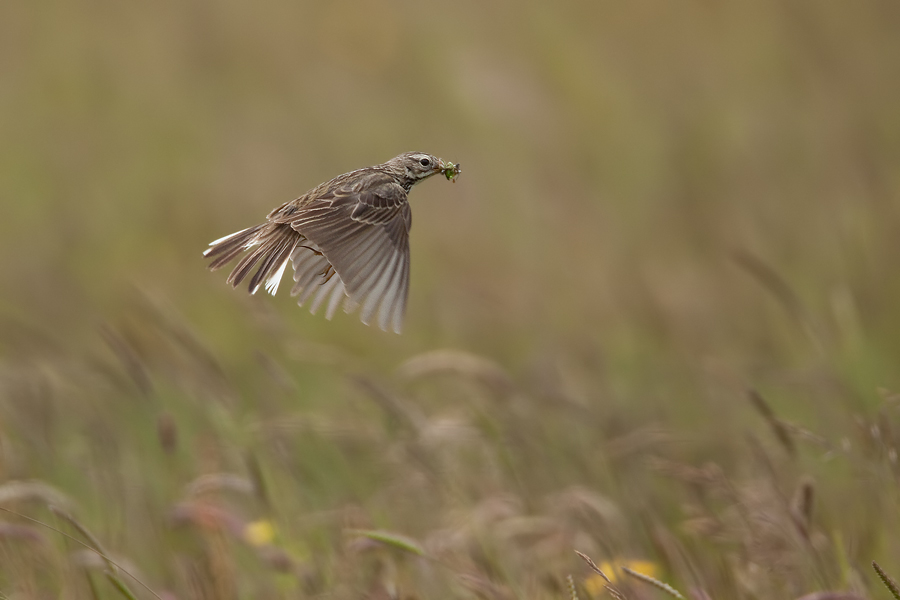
left=2, top=0, right=900, bottom=598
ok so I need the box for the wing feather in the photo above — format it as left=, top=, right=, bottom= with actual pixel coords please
left=378, top=250, right=405, bottom=331
left=290, top=245, right=333, bottom=305
left=325, top=277, right=346, bottom=320
left=359, top=249, right=399, bottom=325
left=277, top=181, right=410, bottom=332
left=309, top=273, right=341, bottom=315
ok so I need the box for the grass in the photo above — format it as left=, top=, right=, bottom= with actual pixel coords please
left=2, top=0, right=900, bottom=598
left=1, top=302, right=899, bottom=598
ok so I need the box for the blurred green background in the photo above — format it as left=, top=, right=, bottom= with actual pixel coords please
left=2, top=0, right=900, bottom=598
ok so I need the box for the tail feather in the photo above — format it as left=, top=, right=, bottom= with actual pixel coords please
left=222, top=225, right=301, bottom=293
left=247, top=231, right=298, bottom=294
left=204, top=224, right=265, bottom=270
left=205, top=223, right=361, bottom=318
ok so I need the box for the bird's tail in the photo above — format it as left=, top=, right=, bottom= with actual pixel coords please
left=203, top=223, right=302, bottom=295
left=204, top=224, right=265, bottom=269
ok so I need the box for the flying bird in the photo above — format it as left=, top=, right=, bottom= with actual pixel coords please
left=204, top=152, right=461, bottom=333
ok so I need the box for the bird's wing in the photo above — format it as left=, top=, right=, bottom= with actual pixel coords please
left=273, top=177, right=411, bottom=333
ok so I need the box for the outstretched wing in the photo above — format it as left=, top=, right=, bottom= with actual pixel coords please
left=273, top=174, right=411, bottom=333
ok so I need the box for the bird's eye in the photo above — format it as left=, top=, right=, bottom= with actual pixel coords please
left=419, top=158, right=431, bottom=167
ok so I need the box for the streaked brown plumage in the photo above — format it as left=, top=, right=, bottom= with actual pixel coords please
left=203, top=152, right=460, bottom=333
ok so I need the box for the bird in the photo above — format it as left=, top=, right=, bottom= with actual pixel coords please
left=203, top=152, right=460, bottom=334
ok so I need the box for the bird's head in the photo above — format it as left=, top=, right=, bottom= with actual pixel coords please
left=387, top=152, right=450, bottom=189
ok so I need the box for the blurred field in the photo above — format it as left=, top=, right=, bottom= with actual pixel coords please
left=2, top=0, right=900, bottom=598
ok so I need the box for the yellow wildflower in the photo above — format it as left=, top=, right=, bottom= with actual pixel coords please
left=243, top=519, right=276, bottom=547
left=583, top=560, right=660, bottom=597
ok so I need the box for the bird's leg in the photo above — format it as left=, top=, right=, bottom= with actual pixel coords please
left=297, top=243, right=335, bottom=284
left=297, top=244, right=324, bottom=257
left=320, top=264, right=336, bottom=284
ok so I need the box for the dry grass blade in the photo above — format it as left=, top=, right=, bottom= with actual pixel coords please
left=457, top=573, right=515, bottom=600
left=136, top=288, right=226, bottom=380
left=621, top=566, right=685, bottom=599
left=647, top=458, right=726, bottom=488
left=794, top=593, right=865, bottom=600
left=732, top=251, right=804, bottom=319
left=52, top=506, right=145, bottom=600
left=184, top=473, right=255, bottom=499
left=348, top=529, right=426, bottom=557
left=0, top=507, right=161, bottom=600
left=731, top=250, right=824, bottom=353
left=0, top=480, right=74, bottom=509
left=574, top=550, right=627, bottom=600
left=244, top=450, right=271, bottom=510
left=353, top=376, right=425, bottom=432
left=49, top=506, right=115, bottom=573
left=397, top=349, right=515, bottom=397
left=873, top=561, right=900, bottom=600
left=106, top=571, right=141, bottom=600
left=156, top=412, right=178, bottom=455
left=604, top=426, right=674, bottom=459
left=567, top=574, right=579, bottom=600
left=98, top=324, right=152, bottom=396
left=0, top=522, right=44, bottom=543
left=776, top=421, right=840, bottom=454
left=790, top=476, right=816, bottom=540
left=575, top=550, right=611, bottom=583
left=550, top=486, right=622, bottom=525
left=748, top=389, right=797, bottom=456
